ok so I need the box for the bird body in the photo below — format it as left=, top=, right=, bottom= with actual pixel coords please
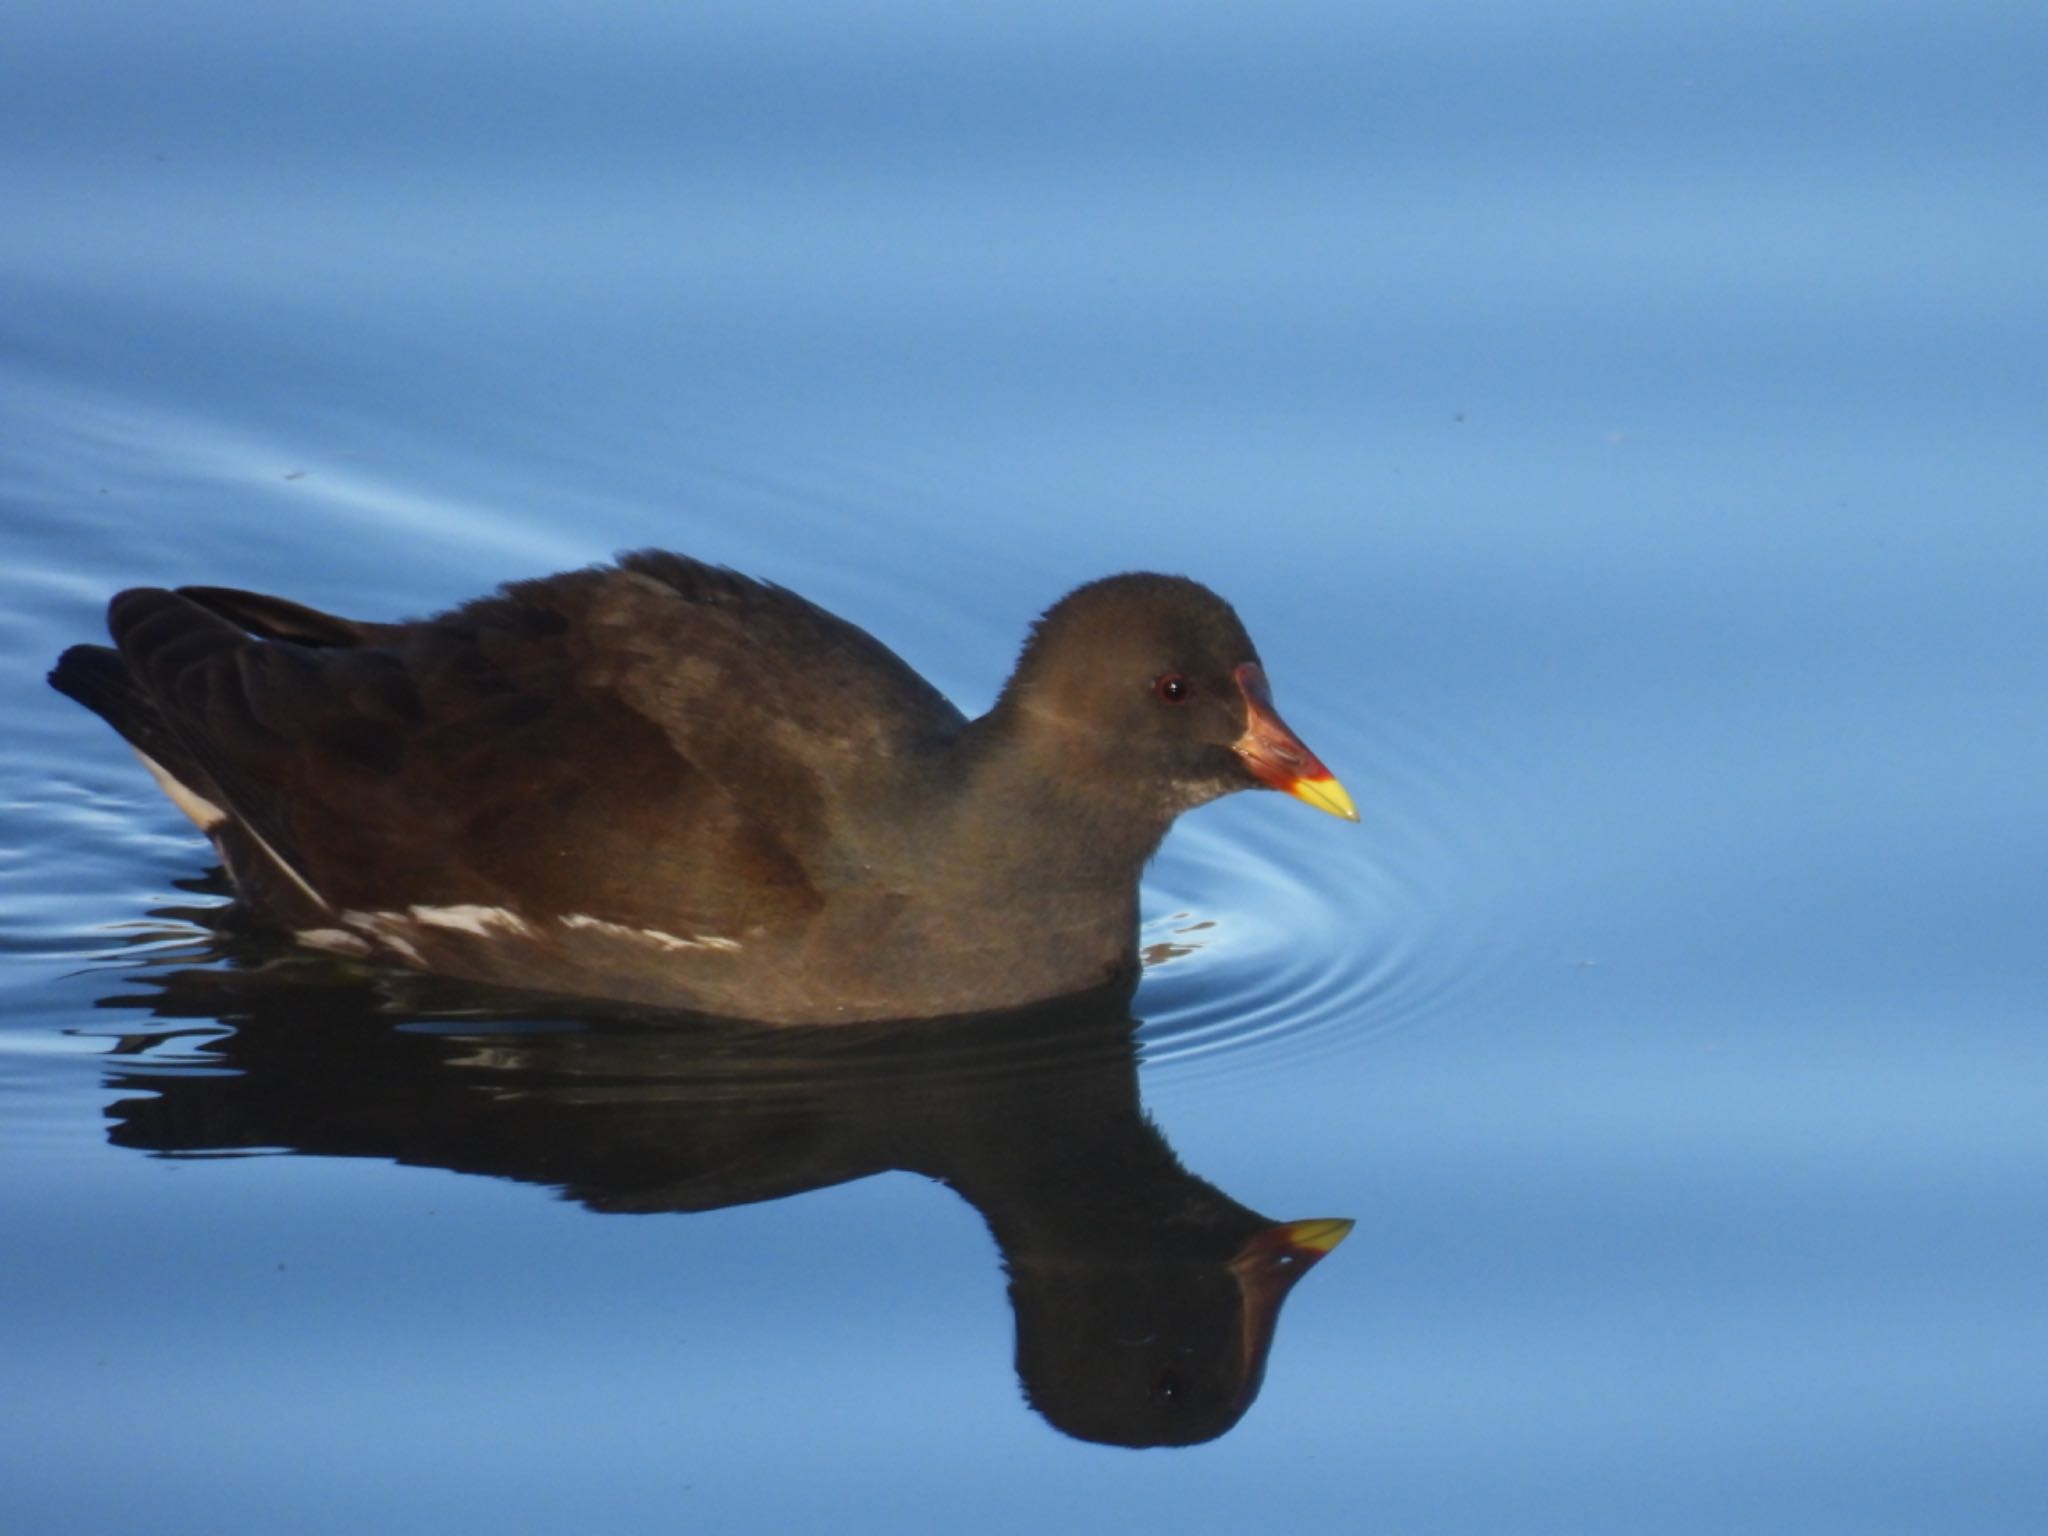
left=51, top=552, right=1353, bottom=1023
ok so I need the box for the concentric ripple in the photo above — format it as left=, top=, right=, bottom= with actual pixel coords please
left=1132, top=688, right=1535, bottom=1086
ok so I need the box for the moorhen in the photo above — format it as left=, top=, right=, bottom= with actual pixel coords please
left=50, top=551, right=1355, bottom=1022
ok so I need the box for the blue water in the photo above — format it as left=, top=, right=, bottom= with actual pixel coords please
left=5, top=1, right=2046, bottom=1530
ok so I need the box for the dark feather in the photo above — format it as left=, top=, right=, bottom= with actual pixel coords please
left=51, top=555, right=1344, bottom=1022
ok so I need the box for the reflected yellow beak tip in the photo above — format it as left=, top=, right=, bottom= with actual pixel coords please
left=1290, top=773, right=1360, bottom=823
left=1280, top=1217, right=1356, bottom=1254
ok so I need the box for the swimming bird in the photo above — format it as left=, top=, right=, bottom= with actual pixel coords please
left=50, top=552, right=1356, bottom=1023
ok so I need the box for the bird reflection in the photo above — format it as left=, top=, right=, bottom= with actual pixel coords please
left=92, top=898, right=1351, bottom=1448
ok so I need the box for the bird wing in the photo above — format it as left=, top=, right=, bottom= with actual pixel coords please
left=102, top=555, right=967, bottom=939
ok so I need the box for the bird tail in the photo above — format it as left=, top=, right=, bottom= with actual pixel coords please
left=49, top=639, right=228, bottom=821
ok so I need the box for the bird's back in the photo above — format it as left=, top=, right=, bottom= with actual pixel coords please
left=51, top=553, right=971, bottom=1017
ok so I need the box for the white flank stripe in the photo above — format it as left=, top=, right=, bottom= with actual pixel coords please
left=557, top=913, right=739, bottom=953
left=408, top=904, right=534, bottom=938
left=340, top=910, right=426, bottom=964
left=296, top=928, right=373, bottom=957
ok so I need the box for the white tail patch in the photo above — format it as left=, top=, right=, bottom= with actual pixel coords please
left=133, top=750, right=226, bottom=830
left=557, top=912, right=739, bottom=953
left=134, top=748, right=332, bottom=913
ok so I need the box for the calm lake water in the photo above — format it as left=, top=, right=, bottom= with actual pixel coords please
left=5, top=1, right=2046, bottom=1530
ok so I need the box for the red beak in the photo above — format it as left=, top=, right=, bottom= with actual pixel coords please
left=1231, top=663, right=1359, bottom=821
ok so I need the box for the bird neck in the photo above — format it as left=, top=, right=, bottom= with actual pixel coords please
left=945, top=702, right=1179, bottom=903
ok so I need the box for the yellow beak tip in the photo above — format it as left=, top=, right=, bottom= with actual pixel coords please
left=1291, top=776, right=1360, bottom=823
left=1282, top=1217, right=1356, bottom=1254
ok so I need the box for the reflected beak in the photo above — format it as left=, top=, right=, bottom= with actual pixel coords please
left=1228, top=1217, right=1356, bottom=1402
left=1265, top=1216, right=1355, bottom=1257
left=1231, top=663, right=1360, bottom=822
left=1228, top=1218, right=1355, bottom=1311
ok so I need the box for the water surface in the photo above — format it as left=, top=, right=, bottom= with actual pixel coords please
left=4, top=2, right=2045, bottom=1531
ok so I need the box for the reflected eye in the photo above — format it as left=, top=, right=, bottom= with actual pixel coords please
left=1154, top=673, right=1191, bottom=704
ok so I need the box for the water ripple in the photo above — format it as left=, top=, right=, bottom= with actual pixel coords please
left=1134, top=690, right=1531, bottom=1084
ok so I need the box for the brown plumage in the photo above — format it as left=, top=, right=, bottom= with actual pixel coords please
left=51, top=551, right=1354, bottom=1023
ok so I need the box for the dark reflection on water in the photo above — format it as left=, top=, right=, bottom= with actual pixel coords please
left=91, top=892, right=1350, bottom=1449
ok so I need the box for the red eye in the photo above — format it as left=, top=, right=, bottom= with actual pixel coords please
left=1154, top=673, right=1191, bottom=704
